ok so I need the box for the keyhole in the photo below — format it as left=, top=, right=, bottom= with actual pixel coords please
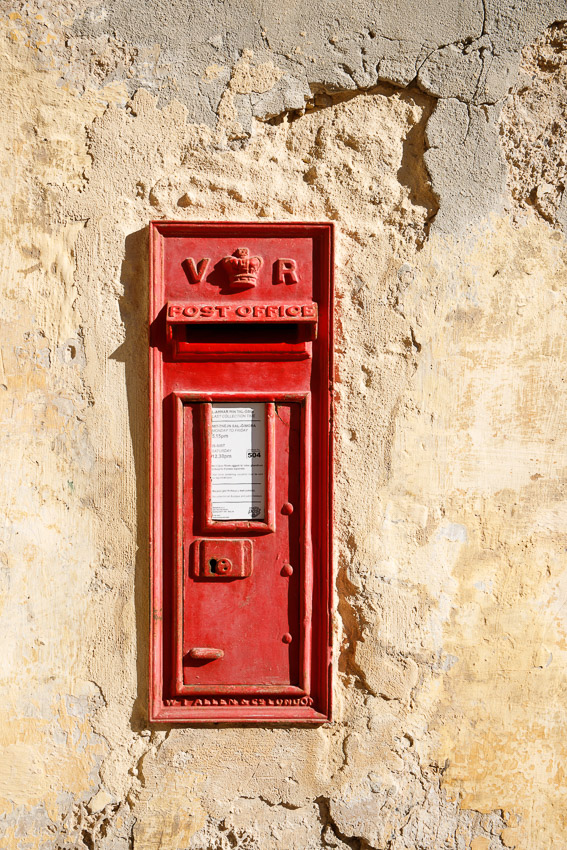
left=209, top=558, right=218, bottom=573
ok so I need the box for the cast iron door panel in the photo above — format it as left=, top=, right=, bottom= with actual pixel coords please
left=149, top=221, right=333, bottom=724
left=182, top=401, right=301, bottom=688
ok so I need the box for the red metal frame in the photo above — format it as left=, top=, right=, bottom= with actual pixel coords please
left=149, top=221, right=333, bottom=724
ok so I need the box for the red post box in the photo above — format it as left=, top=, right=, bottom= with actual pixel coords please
left=149, top=221, right=333, bottom=723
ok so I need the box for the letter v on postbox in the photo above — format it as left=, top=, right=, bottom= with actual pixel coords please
left=150, top=221, right=333, bottom=724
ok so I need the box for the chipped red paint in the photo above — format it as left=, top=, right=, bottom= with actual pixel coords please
left=149, top=221, right=333, bottom=724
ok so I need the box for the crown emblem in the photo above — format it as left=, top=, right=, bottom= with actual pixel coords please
left=221, top=248, right=263, bottom=290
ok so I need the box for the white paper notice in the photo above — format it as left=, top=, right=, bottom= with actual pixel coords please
left=211, top=403, right=266, bottom=520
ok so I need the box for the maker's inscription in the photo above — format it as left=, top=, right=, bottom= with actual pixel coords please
left=165, top=696, right=314, bottom=707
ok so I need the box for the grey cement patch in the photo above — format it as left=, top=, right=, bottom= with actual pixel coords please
left=64, top=0, right=566, bottom=233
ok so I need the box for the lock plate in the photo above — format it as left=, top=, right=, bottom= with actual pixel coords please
left=192, top=539, right=253, bottom=579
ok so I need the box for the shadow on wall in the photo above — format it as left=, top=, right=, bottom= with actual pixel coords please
left=111, top=225, right=150, bottom=732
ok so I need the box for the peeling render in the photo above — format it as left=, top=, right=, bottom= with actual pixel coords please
left=2, top=0, right=567, bottom=847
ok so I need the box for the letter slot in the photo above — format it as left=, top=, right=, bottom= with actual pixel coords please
left=150, top=221, right=333, bottom=724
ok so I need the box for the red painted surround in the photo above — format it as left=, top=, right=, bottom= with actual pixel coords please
left=149, top=221, right=333, bottom=724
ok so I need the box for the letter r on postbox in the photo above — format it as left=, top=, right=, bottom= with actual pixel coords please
left=275, top=259, right=300, bottom=286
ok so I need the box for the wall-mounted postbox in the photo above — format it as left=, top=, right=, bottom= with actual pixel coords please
left=149, top=221, right=333, bottom=723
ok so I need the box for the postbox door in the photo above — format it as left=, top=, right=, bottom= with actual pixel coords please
left=180, top=400, right=305, bottom=690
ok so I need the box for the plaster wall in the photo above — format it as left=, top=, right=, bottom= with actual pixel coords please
left=1, top=1, right=567, bottom=848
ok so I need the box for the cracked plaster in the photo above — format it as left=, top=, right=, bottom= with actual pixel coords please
left=2, top=1, right=567, bottom=848
left=8, top=0, right=567, bottom=232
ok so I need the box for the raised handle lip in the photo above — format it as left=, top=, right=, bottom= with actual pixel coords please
left=187, top=647, right=224, bottom=660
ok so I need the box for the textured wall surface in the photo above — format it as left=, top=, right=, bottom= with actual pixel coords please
left=2, top=1, right=567, bottom=847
